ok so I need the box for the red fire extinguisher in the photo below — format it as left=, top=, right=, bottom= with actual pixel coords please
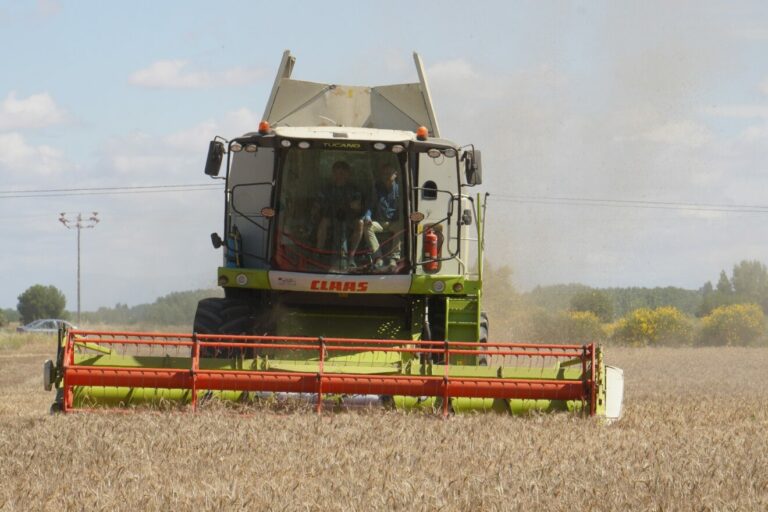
left=423, top=228, right=439, bottom=272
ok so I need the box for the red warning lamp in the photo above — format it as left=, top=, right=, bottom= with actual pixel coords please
left=258, top=121, right=271, bottom=134
left=416, top=126, right=428, bottom=140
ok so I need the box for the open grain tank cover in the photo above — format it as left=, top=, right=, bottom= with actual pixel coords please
left=262, top=50, right=440, bottom=136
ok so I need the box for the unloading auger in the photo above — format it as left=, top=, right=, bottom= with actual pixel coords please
left=45, top=51, right=624, bottom=419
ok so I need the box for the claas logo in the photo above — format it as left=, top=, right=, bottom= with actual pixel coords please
left=310, top=280, right=369, bottom=292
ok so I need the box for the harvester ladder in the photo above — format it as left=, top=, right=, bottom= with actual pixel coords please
left=445, top=297, right=479, bottom=342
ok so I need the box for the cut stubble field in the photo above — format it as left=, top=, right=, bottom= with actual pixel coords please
left=1, top=333, right=766, bottom=511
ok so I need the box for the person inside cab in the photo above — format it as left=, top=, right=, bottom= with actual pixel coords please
left=315, top=160, right=372, bottom=269
left=365, top=164, right=402, bottom=271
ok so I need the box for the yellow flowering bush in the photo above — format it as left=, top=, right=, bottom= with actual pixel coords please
left=611, top=306, right=693, bottom=346
left=564, top=311, right=606, bottom=344
left=697, top=303, right=766, bottom=346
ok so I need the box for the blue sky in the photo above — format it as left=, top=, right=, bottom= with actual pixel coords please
left=2, top=1, right=768, bottom=309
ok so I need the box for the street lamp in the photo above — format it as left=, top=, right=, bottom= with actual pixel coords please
left=59, top=212, right=99, bottom=324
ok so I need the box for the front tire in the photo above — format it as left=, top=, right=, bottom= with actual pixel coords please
left=193, top=298, right=255, bottom=357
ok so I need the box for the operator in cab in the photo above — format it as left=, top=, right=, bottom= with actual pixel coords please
left=365, top=164, right=402, bottom=271
left=315, top=160, right=373, bottom=270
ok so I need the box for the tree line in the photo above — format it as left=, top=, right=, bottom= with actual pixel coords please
left=485, top=260, right=768, bottom=347
left=2, top=286, right=221, bottom=328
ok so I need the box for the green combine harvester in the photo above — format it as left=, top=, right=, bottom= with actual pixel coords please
left=45, top=51, right=623, bottom=418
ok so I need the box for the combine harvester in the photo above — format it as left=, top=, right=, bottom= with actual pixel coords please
left=44, top=51, right=623, bottom=419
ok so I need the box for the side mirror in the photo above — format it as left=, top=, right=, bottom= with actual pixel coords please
left=204, top=140, right=225, bottom=177
left=210, top=232, right=223, bottom=249
left=464, top=149, right=482, bottom=186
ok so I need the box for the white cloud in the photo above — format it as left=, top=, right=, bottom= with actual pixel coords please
left=221, top=108, right=263, bottom=134
left=731, top=27, right=768, bottom=41
left=642, top=120, right=713, bottom=148
left=740, top=122, right=768, bottom=143
left=700, top=104, right=768, bottom=119
left=0, top=91, right=67, bottom=130
left=428, top=59, right=480, bottom=83
left=129, top=60, right=266, bottom=89
left=427, top=59, right=564, bottom=105
left=100, top=108, right=262, bottom=178
left=0, top=131, right=70, bottom=175
left=761, top=78, right=768, bottom=96
left=164, top=109, right=261, bottom=152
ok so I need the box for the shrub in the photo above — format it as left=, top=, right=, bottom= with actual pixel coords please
left=570, top=290, right=614, bottom=322
left=524, top=309, right=606, bottom=344
left=611, top=306, right=693, bottom=346
left=564, top=311, right=606, bottom=343
left=697, top=303, right=766, bottom=347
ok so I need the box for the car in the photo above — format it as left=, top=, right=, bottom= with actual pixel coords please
left=16, top=319, right=77, bottom=333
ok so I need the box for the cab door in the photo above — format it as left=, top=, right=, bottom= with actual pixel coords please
left=227, top=148, right=276, bottom=268
left=413, top=149, right=462, bottom=275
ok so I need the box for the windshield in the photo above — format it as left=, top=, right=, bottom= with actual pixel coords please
left=274, top=146, right=407, bottom=274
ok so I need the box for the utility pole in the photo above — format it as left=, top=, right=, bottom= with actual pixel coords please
left=59, top=212, right=99, bottom=324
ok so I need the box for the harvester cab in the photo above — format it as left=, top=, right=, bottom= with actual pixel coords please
left=46, top=51, right=624, bottom=419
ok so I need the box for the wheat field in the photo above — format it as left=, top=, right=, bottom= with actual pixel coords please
left=1, top=333, right=766, bottom=511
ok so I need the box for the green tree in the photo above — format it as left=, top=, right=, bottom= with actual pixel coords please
left=0, top=309, right=6, bottom=327
left=17, top=285, right=67, bottom=324
left=527, top=285, right=702, bottom=317
left=80, top=288, right=224, bottom=327
left=525, top=283, right=590, bottom=312
left=698, top=268, right=736, bottom=317
left=570, top=290, right=614, bottom=322
left=716, top=270, right=732, bottom=294
left=731, top=260, right=768, bottom=310
left=697, top=303, right=766, bottom=347
left=699, top=261, right=768, bottom=316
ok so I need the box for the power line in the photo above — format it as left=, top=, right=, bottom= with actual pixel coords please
left=495, top=193, right=768, bottom=210
left=0, top=183, right=222, bottom=194
left=3, top=181, right=767, bottom=215
left=0, top=183, right=223, bottom=200
left=492, top=194, right=768, bottom=215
